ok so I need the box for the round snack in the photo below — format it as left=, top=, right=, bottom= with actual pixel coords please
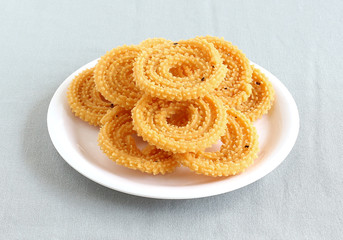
left=140, top=38, right=172, bottom=48
left=201, top=36, right=253, bottom=107
left=94, top=45, right=142, bottom=110
left=98, top=107, right=179, bottom=175
left=67, top=68, right=113, bottom=126
left=134, top=38, right=228, bottom=101
left=235, top=66, right=275, bottom=121
left=177, top=108, right=259, bottom=177
left=132, top=94, right=228, bottom=153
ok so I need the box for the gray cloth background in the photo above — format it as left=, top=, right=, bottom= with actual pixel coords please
left=1, top=0, right=342, bottom=239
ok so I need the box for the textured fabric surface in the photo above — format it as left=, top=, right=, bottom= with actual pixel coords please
left=1, top=0, right=342, bottom=239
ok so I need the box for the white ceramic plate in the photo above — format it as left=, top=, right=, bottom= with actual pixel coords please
left=47, top=59, right=299, bottom=199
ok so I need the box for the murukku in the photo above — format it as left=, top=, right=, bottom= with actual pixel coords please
left=98, top=106, right=179, bottom=175
left=133, top=38, right=228, bottom=101
left=235, top=66, right=275, bottom=121
left=176, top=108, right=259, bottom=177
left=94, top=45, right=142, bottom=110
left=67, top=68, right=113, bottom=126
left=132, top=94, right=228, bottom=153
left=200, top=36, right=253, bottom=107
left=67, top=36, right=274, bottom=177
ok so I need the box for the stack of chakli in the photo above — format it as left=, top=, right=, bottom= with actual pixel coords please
left=67, top=36, right=274, bottom=177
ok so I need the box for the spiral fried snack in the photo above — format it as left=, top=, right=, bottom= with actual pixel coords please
left=94, top=45, right=142, bottom=110
left=98, top=107, right=179, bottom=175
left=132, top=94, right=228, bottom=153
left=67, top=68, right=113, bottom=126
left=177, top=108, right=259, bottom=177
left=201, top=36, right=253, bottom=107
left=236, top=66, right=275, bottom=121
left=134, top=38, right=228, bottom=101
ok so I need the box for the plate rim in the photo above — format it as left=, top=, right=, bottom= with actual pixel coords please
left=47, top=59, right=300, bottom=199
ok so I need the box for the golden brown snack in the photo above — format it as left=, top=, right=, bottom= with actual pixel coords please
left=201, top=36, right=253, bottom=107
left=235, top=66, right=275, bottom=121
left=132, top=94, right=228, bottom=153
left=66, top=36, right=274, bottom=177
left=98, top=107, right=179, bottom=175
left=94, top=45, right=142, bottom=110
left=176, top=108, right=259, bottom=177
left=134, top=38, right=228, bottom=101
left=67, top=68, right=113, bottom=126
